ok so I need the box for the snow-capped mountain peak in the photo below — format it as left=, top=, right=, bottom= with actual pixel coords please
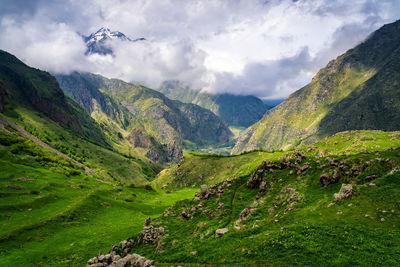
left=83, top=28, right=145, bottom=55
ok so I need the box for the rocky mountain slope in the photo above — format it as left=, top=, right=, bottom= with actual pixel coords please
left=159, top=80, right=268, bottom=127
left=233, top=19, right=400, bottom=153
left=56, top=72, right=233, bottom=163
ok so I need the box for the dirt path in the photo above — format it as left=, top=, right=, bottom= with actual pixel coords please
left=0, top=116, right=108, bottom=180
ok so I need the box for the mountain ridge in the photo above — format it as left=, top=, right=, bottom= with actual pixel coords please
left=159, top=80, right=268, bottom=127
left=233, top=19, right=400, bottom=154
left=56, top=72, right=233, bottom=163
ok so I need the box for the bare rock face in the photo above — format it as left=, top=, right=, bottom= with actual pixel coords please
left=127, top=129, right=152, bottom=148
left=334, top=184, right=354, bottom=200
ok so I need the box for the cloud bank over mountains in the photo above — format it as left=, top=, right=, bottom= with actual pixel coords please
left=0, top=0, right=398, bottom=99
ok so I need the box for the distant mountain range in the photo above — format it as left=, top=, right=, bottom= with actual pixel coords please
left=233, top=19, right=400, bottom=153
left=159, top=81, right=269, bottom=127
left=82, top=27, right=145, bottom=55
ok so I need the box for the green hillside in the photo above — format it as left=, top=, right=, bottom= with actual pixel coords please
left=0, top=50, right=106, bottom=145
left=110, top=130, right=400, bottom=266
left=57, top=73, right=233, bottom=163
left=233, top=19, right=400, bottom=153
left=0, top=125, right=196, bottom=266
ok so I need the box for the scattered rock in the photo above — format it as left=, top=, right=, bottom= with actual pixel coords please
left=17, top=178, right=36, bottom=182
left=198, top=184, right=213, bottom=199
left=181, top=211, right=191, bottom=219
left=293, top=150, right=305, bottom=163
left=365, top=175, right=378, bottom=181
left=239, top=207, right=252, bottom=220
left=334, top=184, right=354, bottom=200
left=259, top=181, right=267, bottom=192
left=327, top=202, right=335, bottom=207
left=298, top=163, right=311, bottom=172
left=137, top=226, right=165, bottom=244
left=319, top=172, right=339, bottom=187
left=145, top=217, right=151, bottom=226
left=6, top=184, right=25, bottom=190
left=87, top=252, right=154, bottom=267
left=200, top=184, right=208, bottom=195
left=215, top=228, right=229, bottom=238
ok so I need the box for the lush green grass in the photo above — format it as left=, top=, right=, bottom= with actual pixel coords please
left=128, top=130, right=400, bottom=266
left=0, top=126, right=196, bottom=266
left=1, top=127, right=400, bottom=266
left=154, top=130, right=400, bottom=191
left=3, top=107, right=161, bottom=185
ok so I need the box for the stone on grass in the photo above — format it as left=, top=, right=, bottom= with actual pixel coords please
left=215, top=228, right=229, bottom=237
left=334, top=184, right=354, bottom=200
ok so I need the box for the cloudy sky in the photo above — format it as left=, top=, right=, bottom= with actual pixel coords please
left=0, top=0, right=399, bottom=99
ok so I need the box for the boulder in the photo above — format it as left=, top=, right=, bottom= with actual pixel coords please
left=365, top=175, right=378, bottom=181
left=319, top=172, right=339, bottom=186
left=215, top=228, right=229, bottom=237
left=334, top=184, right=354, bottom=200
left=182, top=211, right=191, bottom=219
left=200, top=184, right=208, bottom=194
left=87, top=253, right=154, bottom=267
left=239, top=207, right=252, bottom=220
left=137, top=226, right=165, bottom=244
left=199, top=184, right=211, bottom=199
left=298, top=163, right=311, bottom=172
left=259, top=181, right=267, bottom=192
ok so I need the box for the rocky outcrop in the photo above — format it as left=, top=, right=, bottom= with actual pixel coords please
left=137, top=226, right=165, bottom=245
left=87, top=252, right=154, bottom=267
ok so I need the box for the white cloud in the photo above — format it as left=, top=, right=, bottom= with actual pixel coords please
left=0, top=0, right=398, bottom=99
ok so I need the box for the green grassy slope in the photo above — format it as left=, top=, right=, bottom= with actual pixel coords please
left=2, top=107, right=158, bottom=185
left=0, top=128, right=197, bottom=266
left=233, top=19, right=400, bottom=154
left=116, top=130, right=400, bottom=266
left=0, top=50, right=106, bottom=145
